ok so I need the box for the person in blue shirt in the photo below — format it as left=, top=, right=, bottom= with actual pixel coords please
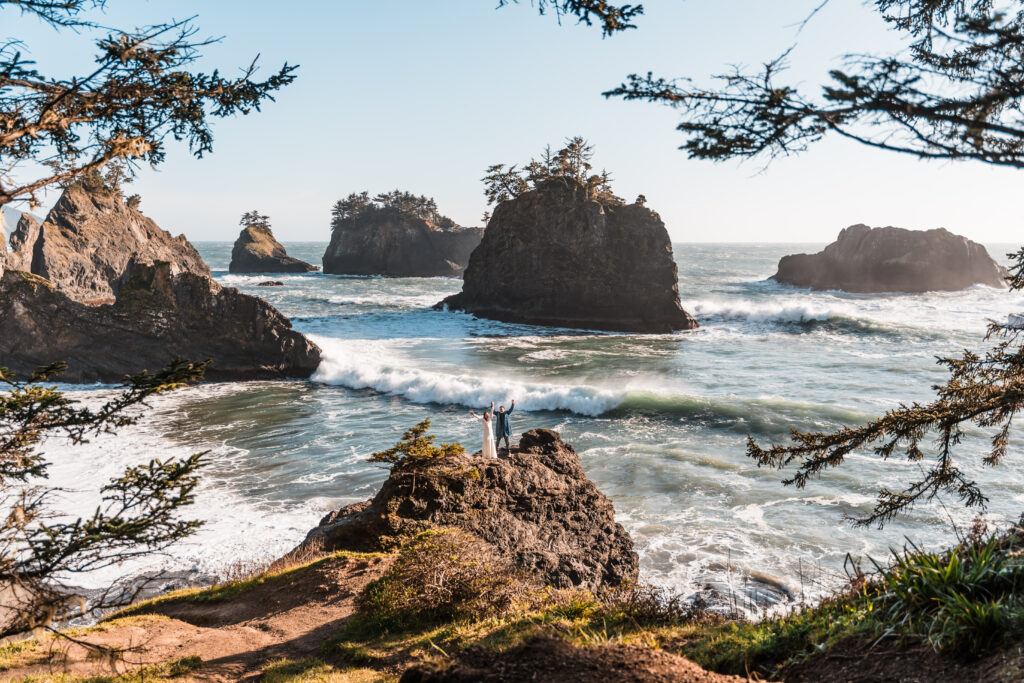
left=490, top=399, right=515, bottom=453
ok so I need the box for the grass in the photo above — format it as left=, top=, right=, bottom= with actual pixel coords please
left=322, top=520, right=1024, bottom=679
left=262, top=657, right=397, bottom=683
left=108, top=549, right=385, bottom=620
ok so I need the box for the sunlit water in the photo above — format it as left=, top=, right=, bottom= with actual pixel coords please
left=42, top=242, right=1024, bottom=611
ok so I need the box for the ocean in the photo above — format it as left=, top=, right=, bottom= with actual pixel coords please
left=44, top=241, right=1024, bottom=611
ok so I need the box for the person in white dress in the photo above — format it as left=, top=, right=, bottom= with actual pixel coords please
left=468, top=408, right=498, bottom=458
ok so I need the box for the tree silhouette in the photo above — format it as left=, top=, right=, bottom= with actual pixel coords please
left=0, top=360, right=208, bottom=637
left=482, top=137, right=623, bottom=205
left=240, top=210, right=272, bottom=231
left=0, top=0, right=296, bottom=207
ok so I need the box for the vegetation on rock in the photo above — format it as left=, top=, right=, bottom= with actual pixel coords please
left=368, top=420, right=465, bottom=470
left=482, top=136, right=621, bottom=206
left=331, top=191, right=457, bottom=230
left=353, top=528, right=532, bottom=633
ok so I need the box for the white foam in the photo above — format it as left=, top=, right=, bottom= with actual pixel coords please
left=310, top=336, right=623, bottom=416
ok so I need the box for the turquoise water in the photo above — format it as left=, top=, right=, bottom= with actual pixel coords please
left=46, top=241, right=1024, bottom=610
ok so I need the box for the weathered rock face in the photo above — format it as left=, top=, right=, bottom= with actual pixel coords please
left=772, top=224, right=1009, bottom=293
left=0, top=261, right=321, bottom=383
left=438, top=180, right=697, bottom=333
left=8, top=186, right=210, bottom=303
left=296, top=428, right=638, bottom=591
left=323, top=213, right=484, bottom=277
left=5, top=212, right=41, bottom=272
left=229, top=226, right=317, bottom=273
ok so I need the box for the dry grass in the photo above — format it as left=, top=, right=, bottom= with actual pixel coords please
left=352, top=528, right=535, bottom=633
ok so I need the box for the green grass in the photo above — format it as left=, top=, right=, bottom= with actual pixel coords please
left=262, top=657, right=396, bottom=683
left=322, top=523, right=1024, bottom=679
left=108, top=550, right=386, bottom=619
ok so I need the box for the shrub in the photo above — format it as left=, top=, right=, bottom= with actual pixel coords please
left=368, top=420, right=464, bottom=470
left=865, top=524, right=1024, bottom=654
left=355, top=528, right=533, bottom=632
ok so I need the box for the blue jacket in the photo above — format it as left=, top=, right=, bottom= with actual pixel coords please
left=494, top=404, right=514, bottom=438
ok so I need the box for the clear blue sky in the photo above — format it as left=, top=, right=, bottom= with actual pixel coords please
left=9, top=1, right=1023, bottom=242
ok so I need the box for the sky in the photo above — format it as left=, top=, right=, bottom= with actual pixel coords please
left=7, top=1, right=1024, bottom=243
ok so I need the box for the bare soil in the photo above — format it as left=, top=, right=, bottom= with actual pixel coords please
left=2, top=554, right=392, bottom=682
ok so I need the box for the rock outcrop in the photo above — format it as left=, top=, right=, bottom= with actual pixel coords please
left=0, top=261, right=321, bottom=383
left=229, top=226, right=317, bottom=274
left=296, top=428, right=638, bottom=591
left=323, top=214, right=484, bottom=277
left=438, top=180, right=697, bottom=332
left=772, top=224, right=1009, bottom=293
left=5, top=212, right=41, bottom=272
left=7, top=185, right=210, bottom=303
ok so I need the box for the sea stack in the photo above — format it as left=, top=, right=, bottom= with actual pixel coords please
left=0, top=261, right=321, bottom=383
left=439, top=179, right=697, bottom=333
left=322, top=190, right=483, bottom=277
left=229, top=224, right=317, bottom=274
left=5, top=184, right=209, bottom=304
left=295, top=429, right=638, bottom=591
left=772, top=224, right=1009, bottom=293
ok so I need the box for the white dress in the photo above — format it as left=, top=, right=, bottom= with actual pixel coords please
left=476, top=416, right=497, bottom=458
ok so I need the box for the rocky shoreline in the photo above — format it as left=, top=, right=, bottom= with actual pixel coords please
left=0, top=184, right=322, bottom=382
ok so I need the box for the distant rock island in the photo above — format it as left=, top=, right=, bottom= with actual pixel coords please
left=4, top=183, right=209, bottom=304
left=773, top=224, right=1009, bottom=293
left=439, top=138, right=697, bottom=332
left=322, top=190, right=483, bottom=277
left=229, top=210, right=317, bottom=273
left=0, top=181, right=321, bottom=382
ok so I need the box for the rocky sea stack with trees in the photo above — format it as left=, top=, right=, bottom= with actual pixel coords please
left=322, top=191, right=483, bottom=277
left=772, top=224, right=1010, bottom=293
left=440, top=138, right=698, bottom=333
left=296, top=427, right=638, bottom=591
left=229, top=210, right=317, bottom=274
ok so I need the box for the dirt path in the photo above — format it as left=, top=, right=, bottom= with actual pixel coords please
left=3, top=554, right=391, bottom=682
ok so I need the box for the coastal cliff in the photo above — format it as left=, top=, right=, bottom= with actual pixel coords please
left=229, top=224, right=317, bottom=273
left=5, top=184, right=210, bottom=304
left=439, top=179, right=698, bottom=333
left=0, top=261, right=321, bottom=382
left=323, top=191, right=483, bottom=276
left=296, top=428, right=638, bottom=591
left=772, top=224, right=1009, bottom=293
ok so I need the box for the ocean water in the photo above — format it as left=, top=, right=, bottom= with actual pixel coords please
left=42, top=241, right=1024, bottom=611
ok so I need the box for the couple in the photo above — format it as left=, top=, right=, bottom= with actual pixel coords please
left=468, top=399, right=515, bottom=458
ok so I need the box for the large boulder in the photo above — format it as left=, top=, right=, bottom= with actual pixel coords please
left=772, top=224, right=1009, bottom=293
left=0, top=261, right=321, bottom=383
left=295, top=428, right=638, bottom=591
left=229, top=226, right=317, bottom=273
left=8, top=185, right=210, bottom=303
left=323, top=214, right=484, bottom=277
left=438, top=180, right=697, bottom=332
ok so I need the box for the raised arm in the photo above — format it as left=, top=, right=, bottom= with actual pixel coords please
left=508, top=399, right=515, bottom=414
